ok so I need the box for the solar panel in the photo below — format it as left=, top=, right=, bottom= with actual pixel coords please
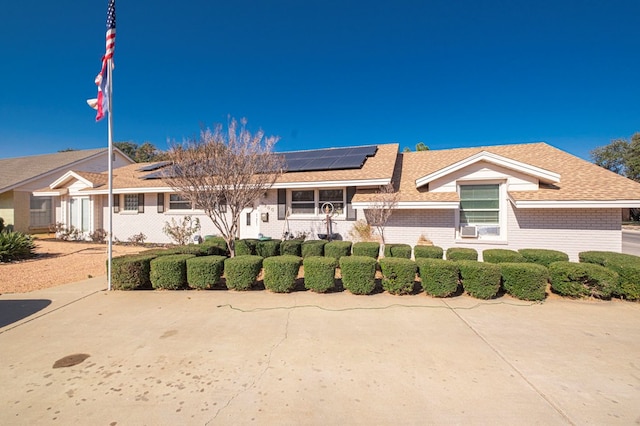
left=280, top=145, right=378, bottom=172
left=137, top=161, right=171, bottom=172
left=330, top=154, right=368, bottom=169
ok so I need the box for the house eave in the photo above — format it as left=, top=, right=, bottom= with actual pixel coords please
left=272, top=178, right=391, bottom=189
left=511, top=200, right=640, bottom=209
left=352, top=201, right=459, bottom=209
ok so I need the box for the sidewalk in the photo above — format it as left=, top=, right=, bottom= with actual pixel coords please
left=1, top=277, right=639, bottom=425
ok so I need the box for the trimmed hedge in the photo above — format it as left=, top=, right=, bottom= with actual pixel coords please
left=379, top=257, right=417, bottom=295
left=140, top=244, right=217, bottom=257
left=263, top=255, right=302, bottom=293
left=303, top=256, right=338, bottom=293
left=549, top=261, right=619, bottom=299
left=500, top=263, right=548, bottom=301
left=150, top=254, right=195, bottom=290
left=416, top=258, right=460, bottom=297
left=352, top=242, right=380, bottom=259
left=324, top=241, right=352, bottom=260
left=579, top=251, right=640, bottom=300
left=201, top=237, right=230, bottom=256
left=446, top=247, right=478, bottom=261
left=256, top=239, right=281, bottom=258
left=302, top=240, right=327, bottom=258
left=235, top=239, right=259, bottom=256
left=280, top=239, right=303, bottom=256
left=413, top=245, right=444, bottom=260
left=186, top=255, right=226, bottom=290
left=482, top=249, right=526, bottom=264
left=224, top=255, right=263, bottom=290
left=383, top=243, right=412, bottom=259
left=339, top=256, right=377, bottom=295
left=457, top=260, right=501, bottom=299
left=111, top=254, right=156, bottom=290
left=518, top=248, right=568, bottom=267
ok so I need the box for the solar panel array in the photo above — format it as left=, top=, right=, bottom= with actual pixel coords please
left=137, top=161, right=171, bottom=172
left=281, top=145, right=377, bottom=172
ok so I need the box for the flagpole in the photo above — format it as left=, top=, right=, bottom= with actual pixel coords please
left=107, top=58, right=114, bottom=291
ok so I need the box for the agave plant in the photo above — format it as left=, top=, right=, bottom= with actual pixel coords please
left=0, top=231, right=36, bottom=262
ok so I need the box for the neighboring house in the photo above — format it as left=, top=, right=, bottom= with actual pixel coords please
left=0, top=148, right=134, bottom=233
left=34, top=142, right=640, bottom=260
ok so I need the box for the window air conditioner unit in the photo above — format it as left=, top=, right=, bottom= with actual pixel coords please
left=460, top=225, right=478, bottom=238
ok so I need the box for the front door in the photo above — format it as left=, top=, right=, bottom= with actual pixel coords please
left=69, top=197, right=91, bottom=233
left=239, top=207, right=259, bottom=239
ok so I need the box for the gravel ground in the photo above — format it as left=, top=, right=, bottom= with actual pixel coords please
left=0, top=239, right=145, bottom=294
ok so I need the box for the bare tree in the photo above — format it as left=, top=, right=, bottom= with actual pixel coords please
left=164, top=118, right=284, bottom=256
left=363, top=183, right=399, bottom=246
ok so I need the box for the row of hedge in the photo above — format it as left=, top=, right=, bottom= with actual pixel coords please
left=111, top=249, right=639, bottom=301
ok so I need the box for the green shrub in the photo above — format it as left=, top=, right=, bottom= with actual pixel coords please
left=186, top=255, right=226, bottom=290
left=224, top=255, right=263, bottom=291
left=235, top=239, right=259, bottom=256
left=383, top=243, right=412, bottom=259
left=457, top=260, right=501, bottom=299
left=446, top=247, right=478, bottom=261
left=303, top=256, right=338, bottom=293
left=339, top=256, right=377, bottom=295
left=256, top=239, right=281, bottom=258
left=500, top=263, right=548, bottom=301
left=352, top=242, right=380, bottom=259
left=379, top=257, right=417, bottom=295
left=324, top=241, right=352, bottom=260
left=482, top=249, right=526, bottom=264
left=414, top=245, right=444, bottom=260
left=280, top=239, right=303, bottom=256
left=0, top=231, right=36, bottom=262
left=579, top=251, right=640, bottom=300
left=140, top=244, right=215, bottom=257
left=111, top=254, right=156, bottom=290
left=302, top=240, right=327, bottom=258
left=549, top=261, right=619, bottom=299
left=150, top=254, right=195, bottom=290
left=263, top=255, right=302, bottom=293
left=202, top=236, right=230, bottom=256
left=0, top=217, right=4, bottom=233
left=416, top=259, right=460, bottom=297
left=518, top=249, right=568, bottom=267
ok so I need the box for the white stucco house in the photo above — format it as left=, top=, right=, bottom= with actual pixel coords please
left=33, top=142, right=640, bottom=260
left=0, top=148, right=133, bottom=233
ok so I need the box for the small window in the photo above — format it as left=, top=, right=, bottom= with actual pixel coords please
left=123, top=194, right=139, bottom=211
left=169, top=194, right=191, bottom=210
left=291, top=190, right=315, bottom=214
left=459, top=184, right=500, bottom=236
left=30, top=195, right=53, bottom=227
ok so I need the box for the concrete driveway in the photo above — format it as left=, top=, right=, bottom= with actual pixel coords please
left=1, top=278, right=639, bottom=425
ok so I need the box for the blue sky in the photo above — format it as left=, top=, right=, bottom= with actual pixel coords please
left=1, top=0, right=638, bottom=160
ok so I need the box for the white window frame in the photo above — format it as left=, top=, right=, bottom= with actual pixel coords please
left=455, top=180, right=507, bottom=243
left=288, top=188, right=346, bottom=218
left=165, top=193, right=227, bottom=214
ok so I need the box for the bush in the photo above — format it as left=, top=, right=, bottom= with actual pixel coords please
left=579, top=251, right=640, bottom=300
left=302, top=240, right=327, bottom=258
left=0, top=217, right=4, bottom=233
left=414, top=245, right=444, bottom=260
left=224, top=255, right=263, bottom=291
left=549, top=261, right=619, bottom=299
left=150, top=254, right=195, bottom=290
left=416, top=259, right=460, bottom=297
left=500, top=263, right=548, bottom=301
left=482, top=249, right=526, bottom=264
left=263, top=255, right=302, bottom=293
left=202, top=236, right=230, bottom=256
left=339, top=256, right=377, bottom=295
left=518, top=249, right=568, bottom=267
left=256, top=239, right=280, bottom=258
left=162, top=215, right=201, bottom=245
left=324, top=241, right=352, bottom=260
left=0, top=231, right=36, bottom=262
left=186, top=255, right=226, bottom=290
left=140, top=244, right=215, bottom=257
left=111, top=254, right=156, bottom=290
left=457, top=260, right=501, bottom=299
left=379, top=257, right=417, bottom=295
left=383, top=244, right=412, bottom=259
left=446, top=247, right=478, bottom=261
left=235, top=239, right=259, bottom=256
left=280, top=239, right=303, bottom=256
left=303, top=256, right=338, bottom=293
left=352, top=242, right=380, bottom=259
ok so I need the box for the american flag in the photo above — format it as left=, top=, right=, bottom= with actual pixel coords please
left=95, top=0, right=116, bottom=121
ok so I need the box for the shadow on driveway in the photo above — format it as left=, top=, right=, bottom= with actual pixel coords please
left=0, top=300, right=51, bottom=328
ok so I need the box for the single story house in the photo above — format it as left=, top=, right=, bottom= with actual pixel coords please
left=0, top=148, right=133, bottom=233
left=34, top=142, right=640, bottom=260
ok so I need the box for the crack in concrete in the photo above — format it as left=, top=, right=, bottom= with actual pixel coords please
left=442, top=300, right=576, bottom=426
left=206, top=309, right=291, bottom=425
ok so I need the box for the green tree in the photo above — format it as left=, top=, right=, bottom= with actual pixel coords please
left=402, top=142, right=429, bottom=152
left=590, top=133, right=640, bottom=180
left=624, top=133, right=640, bottom=182
left=114, top=141, right=166, bottom=163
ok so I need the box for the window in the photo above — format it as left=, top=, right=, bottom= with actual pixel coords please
left=30, top=195, right=53, bottom=228
left=289, top=189, right=345, bottom=216
left=459, top=184, right=500, bottom=237
left=124, top=194, right=138, bottom=211
left=169, top=194, right=192, bottom=210
left=291, top=190, right=315, bottom=214
left=319, top=189, right=344, bottom=215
